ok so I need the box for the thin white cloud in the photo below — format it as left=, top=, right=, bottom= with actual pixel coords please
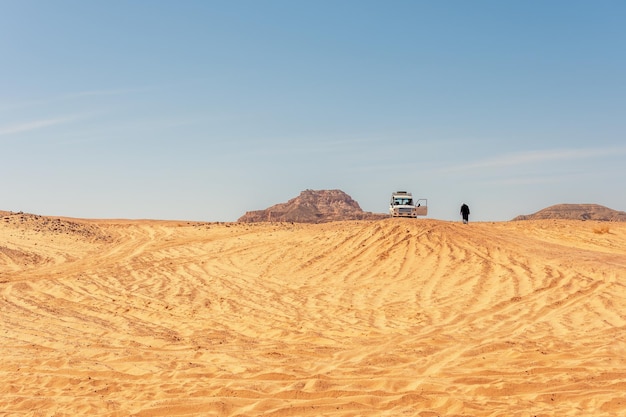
left=0, top=116, right=78, bottom=136
left=440, top=145, right=626, bottom=173
left=61, top=87, right=152, bottom=99
left=0, top=87, right=149, bottom=112
left=479, top=173, right=575, bottom=186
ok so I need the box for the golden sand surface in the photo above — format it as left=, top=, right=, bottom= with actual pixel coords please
left=1, top=212, right=625, bottom=416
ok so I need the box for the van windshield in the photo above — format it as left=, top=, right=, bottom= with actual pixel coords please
left=393, top=198, right=413, bottom=205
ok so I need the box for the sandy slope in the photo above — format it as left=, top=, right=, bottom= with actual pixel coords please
left=1, top=213, right=625, bottom=416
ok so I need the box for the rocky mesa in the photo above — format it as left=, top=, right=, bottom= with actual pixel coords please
left=513, top=203, right=626, bottom=221
left=237, top=189, right=387, bottom=223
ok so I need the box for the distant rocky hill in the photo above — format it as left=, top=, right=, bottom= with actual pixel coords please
left=238, top=189, right=387, bottom=223
left=513, top=204, right=626, bottom=222
left=1, top=211, right=112, bottom=241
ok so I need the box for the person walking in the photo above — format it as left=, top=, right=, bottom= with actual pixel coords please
left=460, top=203, right=470, bottom=224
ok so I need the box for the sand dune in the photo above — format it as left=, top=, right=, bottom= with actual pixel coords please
left=2, top=213, right=625, bottom=416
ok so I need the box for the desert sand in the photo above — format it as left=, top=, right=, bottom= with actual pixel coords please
left=1, top=212, right=625, bottom=416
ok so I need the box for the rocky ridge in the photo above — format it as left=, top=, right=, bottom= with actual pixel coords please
left=512, top=204, right=626, bottom=222
left=1, top=211, right=112, bottom=241
left=237, top=189, right=387, bottom=223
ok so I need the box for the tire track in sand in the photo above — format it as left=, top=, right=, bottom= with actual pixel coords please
left=1, top=219, right=625, bottom=416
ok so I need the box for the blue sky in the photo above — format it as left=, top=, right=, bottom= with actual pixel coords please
left=1, top=1, right=625, bottom=221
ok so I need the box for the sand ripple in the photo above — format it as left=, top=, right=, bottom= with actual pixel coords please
left=2, top=218, right=625, bottom=416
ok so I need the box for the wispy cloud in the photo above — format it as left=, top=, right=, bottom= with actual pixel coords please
left=479, top=173, right=578, bottom=186
left=61, top=87, right=152, bottom=100
left=0, top=116, right=78, bottom=137
left=440, top=145, right=626, bottom=173
left=0, top=87, right=149, bottom=112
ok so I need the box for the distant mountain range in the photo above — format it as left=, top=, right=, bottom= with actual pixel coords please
left=237, top=189, right=387, bottom=223
left=512, top=204, right=626, bottom=222
left=238, top=190, right=626, bottom=223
